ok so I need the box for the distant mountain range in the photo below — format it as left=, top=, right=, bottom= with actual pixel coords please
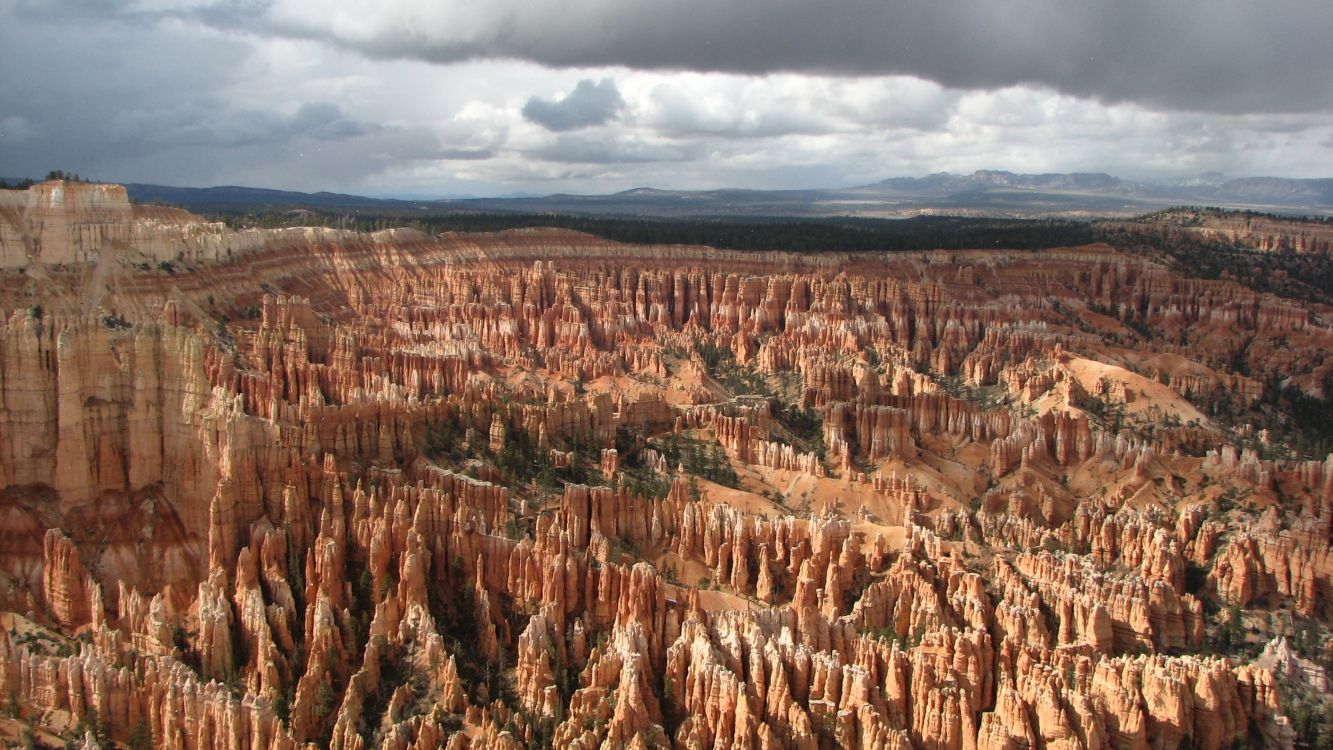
left=860, top=171, right=1333, bottom=212
left=7, top=171, right=1332, bottom=219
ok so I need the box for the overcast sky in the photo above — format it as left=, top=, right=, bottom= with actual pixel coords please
left=1, top=0, right=1330, bottom=197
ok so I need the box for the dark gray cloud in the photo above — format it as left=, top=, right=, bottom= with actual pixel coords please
left=240, top=0, right=1332, bottom=115
left=522, top=78, right=625, bottom=131
left=108, top=101, right=372, bottom=148
left=0, top=9, right=443, bottom=189
left=0, top=116, right=38, bottom=144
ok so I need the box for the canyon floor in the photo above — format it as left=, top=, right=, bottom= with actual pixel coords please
left=0, top=181, right=1330, bottom=749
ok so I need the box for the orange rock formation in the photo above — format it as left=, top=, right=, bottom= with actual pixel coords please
left=0, top=181, right=1327, bottom=749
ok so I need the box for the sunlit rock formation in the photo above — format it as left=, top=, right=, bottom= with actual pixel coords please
left=0, top=180, right=1327, bottom=748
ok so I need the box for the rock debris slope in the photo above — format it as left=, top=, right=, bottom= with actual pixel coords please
left=0, top=181, right=1329, bottom=749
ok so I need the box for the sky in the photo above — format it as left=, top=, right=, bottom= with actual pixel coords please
left=1, top=0, right=1331, bottom=197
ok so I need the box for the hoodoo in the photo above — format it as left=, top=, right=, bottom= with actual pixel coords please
left=0, top=180, right=1328, bottom=749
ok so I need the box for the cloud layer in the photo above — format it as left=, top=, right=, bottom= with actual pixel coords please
left=0, top=0, right=1330, bottom=196
left=248, top=0, right=1331, bottom=115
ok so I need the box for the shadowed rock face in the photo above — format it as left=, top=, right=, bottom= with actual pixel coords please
left=0, top=181, right=1329, bottom=749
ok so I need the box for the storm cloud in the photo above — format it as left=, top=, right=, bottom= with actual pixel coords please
left=107, top=101, right=373, bottom=148
left=243, top=0, right=1331, bottom=115
left=0, top=0, right=1330, bottom=196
